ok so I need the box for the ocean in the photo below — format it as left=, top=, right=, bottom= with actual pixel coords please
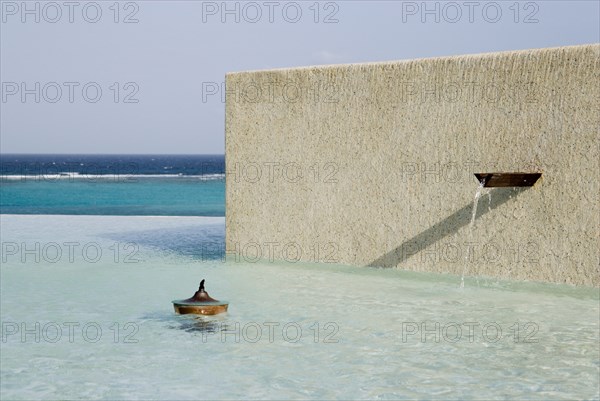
left=0, top=154, right=225, bottom=216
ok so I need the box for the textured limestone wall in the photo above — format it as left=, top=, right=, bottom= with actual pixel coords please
left=225, top=44, right=600, bottom=287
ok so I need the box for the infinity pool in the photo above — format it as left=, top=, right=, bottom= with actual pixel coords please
left=1, top=215, right=598, bottom=400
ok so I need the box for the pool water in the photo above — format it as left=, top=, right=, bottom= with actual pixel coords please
left=1, top=215, right=598, bottom=400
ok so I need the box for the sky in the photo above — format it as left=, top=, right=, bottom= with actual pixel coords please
left=1, top=0, right=598, bottom=154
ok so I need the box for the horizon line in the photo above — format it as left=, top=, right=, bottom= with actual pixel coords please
left=0, top=153, right=225, bottom=156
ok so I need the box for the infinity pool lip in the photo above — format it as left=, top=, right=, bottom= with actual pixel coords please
left=172, top=300, right=229, bottom=315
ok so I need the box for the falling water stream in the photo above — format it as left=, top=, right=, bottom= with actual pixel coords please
left=460, top=181, right=485, bottom=288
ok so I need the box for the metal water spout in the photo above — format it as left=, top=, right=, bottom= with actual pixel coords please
left=474, top=173, right=542, bottom=187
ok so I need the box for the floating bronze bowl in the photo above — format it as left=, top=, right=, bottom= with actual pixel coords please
left=474, top=173, right=542, bottom=188
left=172, top=279, right=229, bottom=316
left=173, top=301, right=228, bottom=315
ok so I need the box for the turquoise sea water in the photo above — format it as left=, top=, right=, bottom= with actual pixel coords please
left=0, top=155, right=225, bottom=216
left=0, top=178, right=225, bottom=216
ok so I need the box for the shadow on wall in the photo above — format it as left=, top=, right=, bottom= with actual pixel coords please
left=368, top=187, right=529, bottom=268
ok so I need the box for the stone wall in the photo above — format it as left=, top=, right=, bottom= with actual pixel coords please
left=225, top=44, right=600, bottom=286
